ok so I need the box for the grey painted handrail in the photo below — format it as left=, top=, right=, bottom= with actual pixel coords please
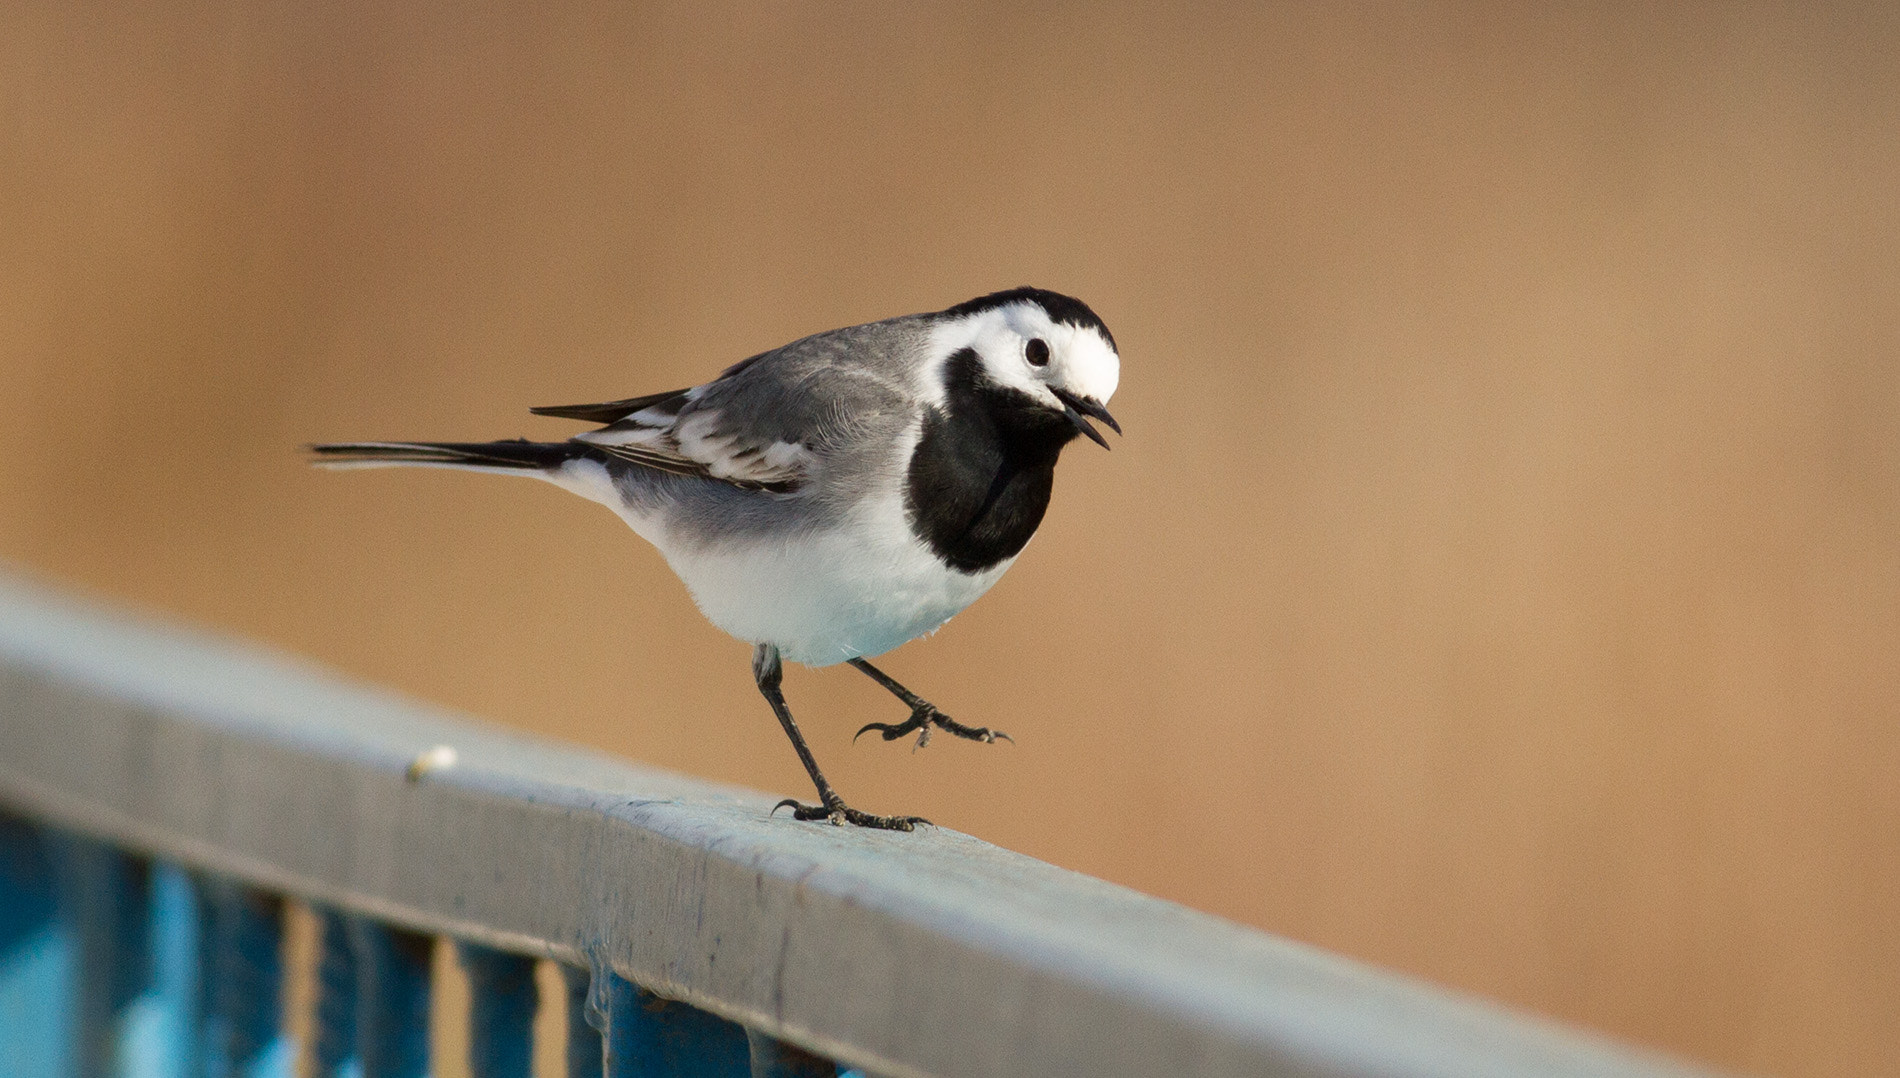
left=0, top=571, right=1728, bottom=1078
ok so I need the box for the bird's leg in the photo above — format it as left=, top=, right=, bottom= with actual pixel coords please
left=754, top=644, right=928, bottom=831
left=847, top=658, right=1012, bottom=750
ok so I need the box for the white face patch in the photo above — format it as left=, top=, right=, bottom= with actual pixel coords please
left=927, top=301, right=1120, bottom=411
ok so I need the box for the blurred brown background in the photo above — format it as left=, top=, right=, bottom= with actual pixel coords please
left=4, top=3, right=1896, bottom=1075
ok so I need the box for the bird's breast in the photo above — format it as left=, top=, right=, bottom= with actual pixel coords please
left=902, top=402, right=1063, bottom=575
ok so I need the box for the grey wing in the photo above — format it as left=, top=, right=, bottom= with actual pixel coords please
left=555, top=319, right=925, bottom=491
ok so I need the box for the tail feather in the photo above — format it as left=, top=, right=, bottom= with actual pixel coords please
left=310, top=439, right=583, bottom=471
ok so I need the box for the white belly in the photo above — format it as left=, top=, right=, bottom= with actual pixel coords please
left=662, top=496, right=1013, bottom=667
left=550, top=457, right=1013, bottom=666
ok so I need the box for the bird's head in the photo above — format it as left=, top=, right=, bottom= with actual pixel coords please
left=928, top=287, right=1122, bottom=448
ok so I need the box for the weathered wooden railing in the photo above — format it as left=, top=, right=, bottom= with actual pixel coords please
left=0, top=571, right=1728, bottom=1077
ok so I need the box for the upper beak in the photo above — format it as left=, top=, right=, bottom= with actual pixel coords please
left=1049, top=386, right=1122, bottom=450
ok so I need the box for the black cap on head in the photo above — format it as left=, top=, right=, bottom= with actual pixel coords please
left=940, top=287, right=1117, bottom=353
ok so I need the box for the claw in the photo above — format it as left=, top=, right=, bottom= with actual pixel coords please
left=767, top=798, right=813, bottom=821
left=852, top=706, right=1011, bottom=750
left=770, top=798, right=927, bottom=831
left=853, top=720, right=909, bottom=744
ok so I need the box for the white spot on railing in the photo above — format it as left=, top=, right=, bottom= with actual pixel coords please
left=404, top=745, right=457, bottom=783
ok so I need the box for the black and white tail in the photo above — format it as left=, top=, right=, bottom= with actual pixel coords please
left=311, top=437, right=648, bottom=524
left=310, top=439, right=585, bottom=473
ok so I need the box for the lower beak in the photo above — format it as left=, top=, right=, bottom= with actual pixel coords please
left=1049, top=387, right=1122, bottom=450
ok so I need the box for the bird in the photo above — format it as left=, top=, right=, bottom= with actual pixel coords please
left=313, top=287, right=1121, bottom=830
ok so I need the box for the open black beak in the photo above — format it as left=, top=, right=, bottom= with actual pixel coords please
left=1049, top=387, right=1122, bottom=450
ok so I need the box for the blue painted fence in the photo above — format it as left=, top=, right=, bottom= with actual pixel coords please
left=0, top=571, right=1732, bottom=1078
left=0, top=816, right=857, bottom=1078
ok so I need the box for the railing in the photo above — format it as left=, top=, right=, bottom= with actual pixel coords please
left=0, top=570, right=1728, bottom=1078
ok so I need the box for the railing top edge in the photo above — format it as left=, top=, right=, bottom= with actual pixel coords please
left=0, top=567, right=1733, bottom=1078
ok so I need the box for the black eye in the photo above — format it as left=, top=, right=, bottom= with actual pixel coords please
left=1024, top=338, right=1050, bottom=366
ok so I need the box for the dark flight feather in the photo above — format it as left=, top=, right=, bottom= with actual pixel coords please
left=310, top=439, right=582, bottom=469
left=529, top=389, right=692, bottom=424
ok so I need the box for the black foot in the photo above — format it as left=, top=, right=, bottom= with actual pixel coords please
left=770, top=798, right=930, bottom=831
left=854, top=704, right=1012, bottom=750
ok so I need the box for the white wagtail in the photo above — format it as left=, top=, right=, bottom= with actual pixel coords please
left=315, top=287, right=1121, bottom=830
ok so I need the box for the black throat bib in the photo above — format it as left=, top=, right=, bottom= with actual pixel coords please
left=904, top=349, right=1079, bottom=574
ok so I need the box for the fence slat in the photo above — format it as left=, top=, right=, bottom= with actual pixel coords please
left=743, top=1030, right=840, bottom=1078
left=310, top=909, right=358, bottom=1078
left=602, top=971, right=750, bottom=1078
left=59, top=836, right=150, bottom=1078
left=346, top=917, right=433, bottom=1078
left=201, top=880, right=292, bottom=1078
left=458, top=944, right=536, bottom=1078
left=130, top=864, right=208, bottom=1078
left=0, top=817, right=73, bottom=1078
left=559, top=964, right=604, bottom=1078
